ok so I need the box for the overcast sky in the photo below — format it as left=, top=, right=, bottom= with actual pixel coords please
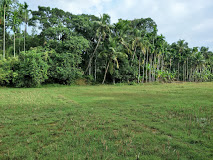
left=20, top=0, right=213, bottom=50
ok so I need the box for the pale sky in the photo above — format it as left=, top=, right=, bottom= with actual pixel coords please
left=20, top=0, right=213, bottom=50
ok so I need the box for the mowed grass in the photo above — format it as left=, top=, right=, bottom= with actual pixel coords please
left=0, top=83, right=213, bottom=160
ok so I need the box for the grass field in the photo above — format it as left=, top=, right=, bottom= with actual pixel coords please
left=0, top=82, right=213, bottom=159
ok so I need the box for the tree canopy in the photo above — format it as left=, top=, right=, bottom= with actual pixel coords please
left=0, top=1, right=212, bottom=87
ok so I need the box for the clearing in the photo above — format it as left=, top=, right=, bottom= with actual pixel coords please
left=0, top=83, right=213, bottom=159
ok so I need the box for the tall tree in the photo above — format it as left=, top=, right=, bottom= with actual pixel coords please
left=22, top=2, right=29, bottom=53
left=101, top=35, right=127, bottom=84
left=1, top=0, right=11, bottom=58
left=85, top=14, right=111, bottom=76
left=11, top=9, right=21, bottom=57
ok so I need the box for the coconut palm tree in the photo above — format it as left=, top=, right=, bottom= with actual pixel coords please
left=101, top=35, right=127, bottom=84
left=85, top=14, right=111, bottom=76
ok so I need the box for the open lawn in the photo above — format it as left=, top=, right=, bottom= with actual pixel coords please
left=0, top=83, right=213, bottom=159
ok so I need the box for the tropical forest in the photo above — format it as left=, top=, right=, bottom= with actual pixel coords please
left=0, top=0, right=213, bottom=159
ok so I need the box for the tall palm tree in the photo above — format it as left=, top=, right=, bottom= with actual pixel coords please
left=23, top=2, right=29, bottom=53
left=101, top=36, right=127, bottom=84
left=194, top=51, right=205, bottom=81
left=17, top=3, right=23, bottom=54
left=139, top=37, right=149, bottom=83
left=11, top=9, right=21, bottom=57
left=155, top=35, right=165, bottom=81
left=1, top=0, right=11, bottom=59
left=85, top=14, right=111, bottom=76
left=176, top=40, right=188, bottom=81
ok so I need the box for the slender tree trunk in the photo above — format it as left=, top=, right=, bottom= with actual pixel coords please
left=157, top=55, right=160, bottom=71
left=102, top=61, right=109, bottom=84
left=194, top=67, right=196, bottom=82
left=138, top=56, right=141, bottom=83
left=142, top=52, right=145, bottom=83
left=149, top=54, right=152, bottom=82
left=24, top=12, right=27, bottom=53
left=3, top=6, right=6, bottom=59
left=146, top=51, right=148, bottom=83
left=192, top=67, right=194, bottom=82
left=161, top=54, right=164, bottom=72
left=94, top=53, right=97, bottom=82
left=153, top=54, right=156, bottom=82
left=196, top=66, right=198, bottom=82
left=113, top=61, right=115, bottom=85
left=89, top=64, right=92, bottom=75
left=85, top=35, right=102, bottom=74
left=187, top=58, right=188, bottom=81
left=157, top=55, right=160, bottom=81
left=14, top=33, right=15, bottom=57
left=131, top=47, right=137, bottom=67
left=19, top=26, right=21, bottom=54
left=183, top=63, right=185, bottom=81
left=185, top=62, right=187, bottom=82
left=178, top=62, right=180, bottom=81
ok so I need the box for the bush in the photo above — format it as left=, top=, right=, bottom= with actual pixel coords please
left=0, top=57, right=19, bottom=86
left=157, top=70, right=176, bottom=82
left=14, top=48, right=49, bottom=87
left=48, top=51, right=83, bottom=84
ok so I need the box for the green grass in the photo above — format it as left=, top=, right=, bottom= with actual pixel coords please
left=0, top=82, right=213, bottom=159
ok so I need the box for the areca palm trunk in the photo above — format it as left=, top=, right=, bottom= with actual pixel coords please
left=146, top=50, right=148, bottom=83
left=24, top=12, right=27, bottom=53
left=178, top=62, right=180, bottom=81
left=138, top=56, right=141, bottom=83
left=149, top=54, right=152, bottom=82
left=102, top=61, right=109, bottom=84
left=161, top=54, right=164, bottom=72
left=113, top=61, right=115, bottom=84
left=3, top=6, right=6, bottom=59
left=85, top=35, right=102, bottom=74
left=157, top=55, right=160, bottom=81
left=152, top=54, right=156, bottom=81
left=131, top=47, right=137, bottom=67
left=94, top=53, right=97, bottom=81
left=183, top=63, right=185, bottom=81
left=14, top=32, right=15, bottom=57
left=196, top=66, right=198, bottom=82
left=187, top=58, right=189, bottom=81
left=142, top=51, right=145, bottom=83
left=19, top=26, right=21, bottom=54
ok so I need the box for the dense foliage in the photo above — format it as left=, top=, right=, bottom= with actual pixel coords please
left=0, top=0, right=212, bottom=87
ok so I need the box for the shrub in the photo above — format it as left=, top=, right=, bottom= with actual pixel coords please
left=0, top=57, right=19, bottom=86
left=48, top=51, right=83, bottom=84
left=14, top=48, right=49, bottom=87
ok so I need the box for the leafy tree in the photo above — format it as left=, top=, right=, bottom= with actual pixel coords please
left=14, top=47, right=49, bottom=87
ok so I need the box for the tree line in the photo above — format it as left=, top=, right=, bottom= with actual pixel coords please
left=0, top=0, right=213, bottom=87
